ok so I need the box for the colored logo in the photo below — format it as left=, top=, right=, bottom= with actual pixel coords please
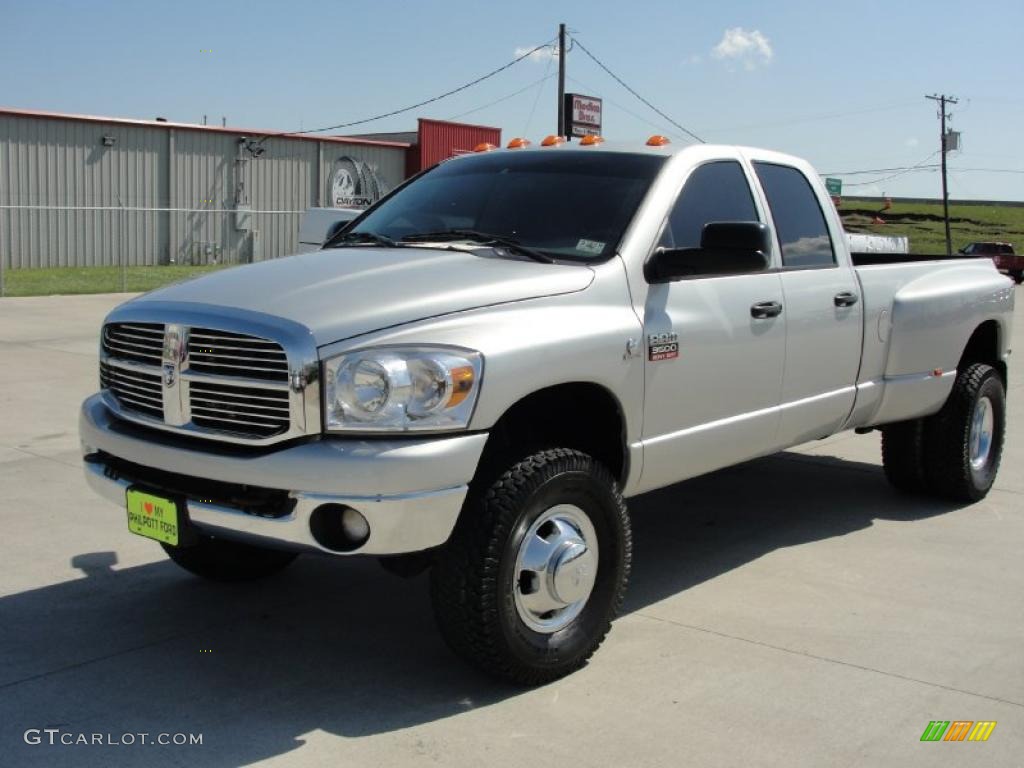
left=920, top=721, right=996, bottom=742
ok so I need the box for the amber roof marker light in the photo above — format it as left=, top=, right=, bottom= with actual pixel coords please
left=580, top=135, right=605, bottom=146
left=541, top=135, right=566, bottom=147
left=506, top=137, right=531, bottom=149
left=646, top=135, right=671, bottom=147
left=473, top=142, right=497, bottom=152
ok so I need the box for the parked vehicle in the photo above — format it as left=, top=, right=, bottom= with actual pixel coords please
left=960, top=241, right=1023, bottom=283
left=296, top=207, right=361, bottom=253
left=81, top=139, right=1014, bottom=684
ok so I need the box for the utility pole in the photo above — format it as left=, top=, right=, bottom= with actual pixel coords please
left=557, top=23, right=567, bottom=138
left=925, top=93, right=958, bottom=255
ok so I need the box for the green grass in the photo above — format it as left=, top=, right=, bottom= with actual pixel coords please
left=839, top=199, right=1024, bottom=254
left=1, top=264, right=229, bottom=297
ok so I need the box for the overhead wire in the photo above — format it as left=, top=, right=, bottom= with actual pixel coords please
left=446, top=72, right=556, bottom=122
left=838, top=152, right=941, bottom=187
left=254, top=39, right=556, bottom=144
left=568, top=34, right=706, bottom=144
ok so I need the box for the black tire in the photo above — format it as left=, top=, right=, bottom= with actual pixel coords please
left=922, top=363, right=1006, bottom=502
left=161, top=536, right=297, bottom=582
left=430, top=448, right=631, bottom=685
left=881, top=419, right=927, bottom=493
left=1012, top=270, right=1023, bottom=285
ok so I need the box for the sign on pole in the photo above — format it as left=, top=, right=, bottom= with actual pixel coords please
left=564, top=93, right=602, bottom=138
left=825, top=177, right=842, bottom=196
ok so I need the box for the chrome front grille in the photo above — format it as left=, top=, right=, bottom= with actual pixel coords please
left=102, top=322, right=164, bottom=366
left=189, top=381, right=291, bottom=437
left=99, top=317, right=316, bottom=445
left=187, top=328, right=289, bottom=383
left=100, top=362, right=164, bottom=420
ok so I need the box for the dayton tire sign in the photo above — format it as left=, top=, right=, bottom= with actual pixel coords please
left=329, top=156, right=389, bottom=208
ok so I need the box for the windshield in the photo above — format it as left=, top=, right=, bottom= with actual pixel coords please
left=344, top=150, right=667, bottom=261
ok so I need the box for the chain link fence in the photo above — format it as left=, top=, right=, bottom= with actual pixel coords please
left=0, top=202, right=307, bottom=297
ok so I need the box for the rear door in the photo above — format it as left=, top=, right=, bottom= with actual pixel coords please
left=752, top=161, right=863, bottom=446
left=638, top=159, right=786, bottom=492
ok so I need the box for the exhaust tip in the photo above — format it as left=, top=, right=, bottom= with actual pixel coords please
left=309, top=504, right=370, bottom=552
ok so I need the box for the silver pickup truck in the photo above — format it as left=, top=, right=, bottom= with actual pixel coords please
left=80, top=140, right=1014, bottom=684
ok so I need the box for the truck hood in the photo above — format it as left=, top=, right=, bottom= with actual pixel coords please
left=134, top=246, right=594, bottom=346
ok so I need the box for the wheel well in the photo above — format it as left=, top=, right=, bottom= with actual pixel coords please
left=959, top=320, right=1005, bottom=384
left=477, top=383, right=627, bottom=484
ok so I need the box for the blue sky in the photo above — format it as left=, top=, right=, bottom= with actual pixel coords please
left=2, top=0, right=1022, bottom=200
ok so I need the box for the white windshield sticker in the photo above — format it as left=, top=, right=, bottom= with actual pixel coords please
left=576, top=238, right=605, bottom=254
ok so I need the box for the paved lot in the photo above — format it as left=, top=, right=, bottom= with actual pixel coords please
left=1, top=291, right=1021, bottom=767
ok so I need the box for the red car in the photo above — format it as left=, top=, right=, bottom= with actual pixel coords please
left=959, top=242, right=1023, bottom=283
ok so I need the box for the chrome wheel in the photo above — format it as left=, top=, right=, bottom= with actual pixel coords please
left=513, top=504, right=599, bottom=634
left=969, top=395, right=994, bottom=471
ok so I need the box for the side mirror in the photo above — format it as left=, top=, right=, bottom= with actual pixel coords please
left=645, top=221, right=771, bottom=283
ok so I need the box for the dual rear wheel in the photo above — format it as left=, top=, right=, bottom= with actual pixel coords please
left=881, top=363, right=1006, bottom=502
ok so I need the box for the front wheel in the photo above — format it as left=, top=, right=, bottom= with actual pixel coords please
left=430, top=448, right=631, bottom=685
left=1011, top=270, right=1023, bottom=285
left=923, top=363, right=1006, bottom=502
left=161, top=536, right=297, bottom=582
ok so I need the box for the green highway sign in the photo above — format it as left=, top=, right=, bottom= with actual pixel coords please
left=825, top=177, right=842, bottom=196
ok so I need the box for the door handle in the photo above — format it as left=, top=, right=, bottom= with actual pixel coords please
left=834, top=291, right=859, bottom=307
left=750, top=300, right=783, bottom=319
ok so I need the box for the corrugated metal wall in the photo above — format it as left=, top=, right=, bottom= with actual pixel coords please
left=0, top=112, right=408, bottom=269
left=415, top=118, right=501, bottom=172
left=0, top=113, right=167, bottom=268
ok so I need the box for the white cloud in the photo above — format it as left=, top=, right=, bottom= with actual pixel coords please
left=905, top=137, right=919, bottom=148
left=514, top=44, right=557, bottom=62
left=686, top=53, right=703, bottom=65
left=711, top=27, right=773, bottom=70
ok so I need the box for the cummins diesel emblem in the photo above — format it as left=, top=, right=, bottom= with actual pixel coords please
left=648, top=331, right=678, bottom=362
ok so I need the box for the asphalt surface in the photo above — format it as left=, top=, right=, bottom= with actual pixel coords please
left=0, top=291, right=1021, bottom=767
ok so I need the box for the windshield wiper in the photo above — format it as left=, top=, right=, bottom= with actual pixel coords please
left=401, top=229, right=554, bottom=263
left=326, top=230, right=399, bottom=248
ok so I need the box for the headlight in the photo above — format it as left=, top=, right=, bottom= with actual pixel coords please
left=323, top=347, right=482, bottom=432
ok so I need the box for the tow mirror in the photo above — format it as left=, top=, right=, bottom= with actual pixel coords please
left=645, top=221, right=771, bottom=283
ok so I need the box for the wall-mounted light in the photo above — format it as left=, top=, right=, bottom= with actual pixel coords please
left=101, top=135, right=116, bottom=147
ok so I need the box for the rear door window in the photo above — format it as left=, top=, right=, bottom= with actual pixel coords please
left=754, top=163, right=836, bottom=268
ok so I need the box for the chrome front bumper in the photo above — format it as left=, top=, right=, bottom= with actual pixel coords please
left=80, top=394, right=487, bottom=555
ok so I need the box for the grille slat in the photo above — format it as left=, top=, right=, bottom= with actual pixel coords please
left=190, top=397, right=289, bottom=415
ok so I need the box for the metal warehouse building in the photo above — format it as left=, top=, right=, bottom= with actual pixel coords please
left=0, top=108, right=500, bottom=271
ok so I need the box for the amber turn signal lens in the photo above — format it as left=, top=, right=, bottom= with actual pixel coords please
left=646, top=135, right=671, bottom=146
left=506, top=137, right=531, bottom=149
left=447, top=366, right=475, bottom=407
left=541, top=135, right=565, bottom=147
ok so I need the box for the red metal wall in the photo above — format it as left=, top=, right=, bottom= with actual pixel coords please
left=410, top=118, right=502, bottom=174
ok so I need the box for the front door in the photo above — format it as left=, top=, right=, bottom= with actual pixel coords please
left=638, top=160, right=786, bottom=494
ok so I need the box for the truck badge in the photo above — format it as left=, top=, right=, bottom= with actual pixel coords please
left=647, top=331, right=678, bottom=362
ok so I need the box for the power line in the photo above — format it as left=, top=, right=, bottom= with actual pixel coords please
left=256, top=39, right=556, bottom=143
left=824, top=165, right=941, bottom=176
left=446, top=73, right=555, bottom=121
left=838, top=152, right=941, bottom=187
left=524, top=49, right=557, bottom=137
left=567, top=75, right=686, bottom=140
left=568, top=34, right=705, bottom=144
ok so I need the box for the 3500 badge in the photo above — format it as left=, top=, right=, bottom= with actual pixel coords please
left=648, top=331, right=678, bottom=362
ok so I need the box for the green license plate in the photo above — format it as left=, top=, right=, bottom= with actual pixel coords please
left=126, top=488, right=180, bottom=546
